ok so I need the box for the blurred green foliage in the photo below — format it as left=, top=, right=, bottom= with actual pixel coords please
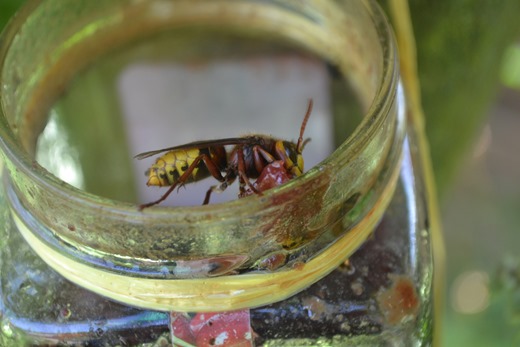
left=408, top=0, right=520, bottom=194
left=501, top=44, right=520, bottom=89
left=0, top=0, right=22, bottom=30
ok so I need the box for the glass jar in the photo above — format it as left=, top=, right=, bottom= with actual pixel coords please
left=0, top=0, right=436, bottom=346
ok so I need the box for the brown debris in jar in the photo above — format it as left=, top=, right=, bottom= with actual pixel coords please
left=376, top=275, right=420, bottom=325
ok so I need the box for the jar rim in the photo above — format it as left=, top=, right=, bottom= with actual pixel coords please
left=0, top=0, right=397, bottom=217
left=0, top=0, right=403, bottom=310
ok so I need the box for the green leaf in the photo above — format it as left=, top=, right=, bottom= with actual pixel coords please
left=0, top=0, right=24, bottom=31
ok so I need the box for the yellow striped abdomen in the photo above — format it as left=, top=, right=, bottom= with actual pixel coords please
left=146, top=148, right=204, bottom=187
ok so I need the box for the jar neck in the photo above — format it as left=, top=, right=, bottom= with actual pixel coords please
left=0, top=0, right=404, bottom=311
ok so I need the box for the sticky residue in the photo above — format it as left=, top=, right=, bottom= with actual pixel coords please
left=376, top=275, right=420, bottom=325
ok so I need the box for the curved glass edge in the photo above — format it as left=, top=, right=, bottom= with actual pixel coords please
left=9, top=156, right=399, bottom=311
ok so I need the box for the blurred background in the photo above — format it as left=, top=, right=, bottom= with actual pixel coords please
left=1, top=1, right=519, bottom=345
left=402, top=2, right=520, bottom=346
